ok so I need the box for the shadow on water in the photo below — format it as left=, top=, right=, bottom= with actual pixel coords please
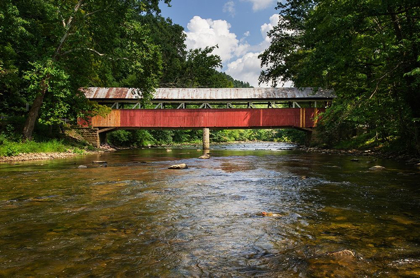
left=0, top=142, right=419, bottom=277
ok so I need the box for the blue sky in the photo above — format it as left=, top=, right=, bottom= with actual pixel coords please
left=160, top=0, right=283, bottom=87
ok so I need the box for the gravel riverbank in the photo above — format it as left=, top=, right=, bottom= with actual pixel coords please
left=0, top=151, right=103, bottom=163
left=0, top=144, right=116, bottom=163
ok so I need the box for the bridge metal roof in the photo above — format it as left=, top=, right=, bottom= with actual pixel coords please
left=82, top=87, right=335, bottom=101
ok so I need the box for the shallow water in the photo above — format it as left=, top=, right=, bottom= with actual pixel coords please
left=0, top=143, right=419, bottom=277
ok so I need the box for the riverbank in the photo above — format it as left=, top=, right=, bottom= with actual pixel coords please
left=297, top=146, right=420, bottom=165
left=0, top=150, right=111, bottom=163
left=0, top=144, right=116, bottom=163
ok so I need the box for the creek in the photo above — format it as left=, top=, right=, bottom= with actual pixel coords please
left=0, top=142, right=419, bottom=277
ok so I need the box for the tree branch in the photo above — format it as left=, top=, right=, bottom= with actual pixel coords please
left=53, top=0, right=84, bottom=60
left=61, top=47, right=129, bottom=61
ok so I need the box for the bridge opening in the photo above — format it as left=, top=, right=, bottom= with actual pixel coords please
left=101, top=127, right=310, bottom=151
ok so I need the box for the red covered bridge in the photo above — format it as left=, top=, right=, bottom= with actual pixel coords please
left=79, top=87, right=334, bottom=148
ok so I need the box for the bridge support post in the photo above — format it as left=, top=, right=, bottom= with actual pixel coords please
left=203, top=128, right=210, bottom=150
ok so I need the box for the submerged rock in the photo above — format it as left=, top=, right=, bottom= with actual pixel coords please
left=168, top=163, right=188, bottom=169
left=326, top=250, right=356, bottom=260
left=78, top=165, right=88, bottom=169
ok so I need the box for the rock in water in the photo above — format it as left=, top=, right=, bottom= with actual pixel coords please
left=168, top=163, right=188, bottom=169
left=78, top=165, right=88, bottom=169
left=260, top=211, right=282, bottom=217
left=199, top=154, right=210, bottom=159
left=369, top=165, right=385, bottom=170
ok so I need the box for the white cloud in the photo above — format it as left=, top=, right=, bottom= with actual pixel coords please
left=226, top=52, right=263, bottom=87
left=184, top=13, right=292, bottom=87
left=185, top=16, right=249, bottom=63
left=223, top=1, right=235, bottom=17
left=261, top=14, right=280, bottom=43
left=240, top=0, right=276, bottom=11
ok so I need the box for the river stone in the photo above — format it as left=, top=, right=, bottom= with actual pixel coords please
left=369, top=165, right=385, bottom=170
left=78, top=165, right=88, bottom=169
left=327, top=250, right=356, bottom=260
left=199, top=154, right=210, bottom=159
left=168, top=163, right=188, bottom=169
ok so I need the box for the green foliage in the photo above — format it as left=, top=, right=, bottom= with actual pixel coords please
left=107, top=130, right=133, bottom=146
left=132, top=130, right=155, bottom=147
left=107, top=130, right=156, bottom=147
left=23, top=60, right=73, bottom=126
left=0, top=0, right=171, bottom=139
left=260, top=0, right=420, bottom=152
left=149, top=130, right=173, bottom=145
left=106, top=128, right=305, bottom=147
left=181, top=46, right=224, bottom=88
left=0, top=138, right=81, bottom=157
left=275, top=129, right=307, bottom=144
left=210, top=129, right=305, bottom=144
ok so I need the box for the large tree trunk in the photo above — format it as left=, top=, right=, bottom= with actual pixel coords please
left=22, top=83, right=48, bottom=141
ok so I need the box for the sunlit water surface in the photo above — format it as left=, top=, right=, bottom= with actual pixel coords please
left=0, top=142, right=419, bottom=277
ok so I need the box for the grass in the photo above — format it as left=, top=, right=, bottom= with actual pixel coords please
left=0, top=135, right=90, bottom=157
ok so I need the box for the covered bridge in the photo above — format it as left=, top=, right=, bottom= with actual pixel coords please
left=79, top=87, right=335, bottom=148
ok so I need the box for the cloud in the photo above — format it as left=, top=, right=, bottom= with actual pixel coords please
left=226, top=52, right=263, bottom=87
left=223, top=1, right=235, bottom=17
left=240, top=0, right=276, bottom=11
left=185, top=16, right=249, bottom=63
left=184, top=13, right=291, bottom=87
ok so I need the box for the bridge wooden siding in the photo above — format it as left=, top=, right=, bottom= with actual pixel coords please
left=80, top=108, right=323, bottom=129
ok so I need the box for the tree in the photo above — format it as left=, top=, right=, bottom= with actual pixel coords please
left=260, top=0, right=420, bottom=151
left=181, top=46, right=224, bottom=87
left=138, top=15, right=187, bottom=87
left=0, top=0, right=170, bottom=140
